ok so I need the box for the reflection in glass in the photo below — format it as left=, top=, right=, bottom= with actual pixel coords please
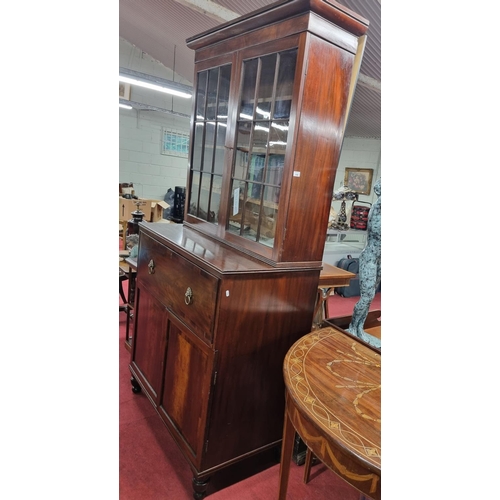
left=198, top=173, right=211, bottom=220
left=239, top=59, right=258, bottom=120
left=203, top=121, right=215, bottom=172
left=234, top=150, right=249, bottom=180
left=188, top=170, right=200, bottom=216
left=273, top=99, right=291, bottom=119
left=206, top=68, right=219, bottom=120
left=196, top=72, right=207, bottom=120
left=214, top=123, right=226, bottom=176
left=210, top=174, right=223, bottom=223
left=269, top=122, right=288, bottom=151
left=248, top=155, right=265, bottom=198
left=275, top=50, right=297, bottom=106
left=218, top=65, right=231, bottom=118
left=189, top=65, right=231, bottom=225
left=265, top=154, right=284, bottom=203
left=236, top=121, right=252, bottom=152
left=192, top=122, right=204, bottom=171
left=252, top=122, right=270, bottom=151
left=256, top=54, right=277, bottom=118
left=227, top=179, right=246, bottom=235
left=273, top=50, right=296, bottom=119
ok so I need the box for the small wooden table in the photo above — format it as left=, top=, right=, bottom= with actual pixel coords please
left=278, top=326, right=381, bottom=500
left=313, top=263, right=356, bottom=327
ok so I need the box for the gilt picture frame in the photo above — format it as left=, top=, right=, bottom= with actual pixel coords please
left=344, top=168, right=373, bottom=195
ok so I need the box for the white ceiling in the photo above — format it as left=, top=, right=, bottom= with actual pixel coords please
left=119, top=0, right=381, bottom=139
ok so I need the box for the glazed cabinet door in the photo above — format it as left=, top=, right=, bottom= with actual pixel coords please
left=188, top=62, right=232, bottom=226
left=185, top=38, right=301, bottom=263
left=157, top=314, right=216, bottom=469
left=227, top=47, right=297, bottom=250
left=130, top=285, right=168, bottom=405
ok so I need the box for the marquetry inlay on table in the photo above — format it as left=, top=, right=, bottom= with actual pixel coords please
left=278, top=326, right=381, bottom=500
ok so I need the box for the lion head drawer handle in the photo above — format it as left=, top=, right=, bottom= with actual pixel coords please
left=184, top=287, right=193, bottom=305
left=148, top=259, right=155, bottom=275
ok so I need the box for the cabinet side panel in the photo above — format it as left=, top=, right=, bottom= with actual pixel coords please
left=282, top=34, right=354, bottom=263
left=204, top=270, right=319, bottom=468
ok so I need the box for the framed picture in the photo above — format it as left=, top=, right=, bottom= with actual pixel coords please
left=344, top=168, right=373, bottom=195
left=119, top=82, right=131, bottom=100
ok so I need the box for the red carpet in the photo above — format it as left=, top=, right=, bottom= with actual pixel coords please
left=119, top=288, right=380, bottom=499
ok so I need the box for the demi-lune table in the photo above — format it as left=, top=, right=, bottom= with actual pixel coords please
left=278, top=326, right=381, bottom=499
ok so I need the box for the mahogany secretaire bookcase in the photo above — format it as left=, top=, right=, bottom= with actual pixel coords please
left=128, top=1, right=369, bottom=497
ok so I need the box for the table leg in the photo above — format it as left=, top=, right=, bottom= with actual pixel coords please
left=303, top=447, right=313, bottom=484
left=313, top=287, right=334, bottom=328
left=278, top=395, right=296, bottom=500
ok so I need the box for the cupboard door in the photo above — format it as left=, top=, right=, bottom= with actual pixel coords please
left=130, top=286, right=168, bottom=404
left=158, top=317, right=215, bottom=467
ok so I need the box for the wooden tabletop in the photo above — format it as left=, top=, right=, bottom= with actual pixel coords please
left=280, top=326, right=381, bottom=499
left=318, top=262, right=355, bottom=287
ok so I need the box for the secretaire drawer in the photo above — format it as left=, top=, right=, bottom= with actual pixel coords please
left=137, top=231, right=219, bottom=343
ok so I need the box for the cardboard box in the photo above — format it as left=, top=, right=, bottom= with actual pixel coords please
left=119, top=197, right=169, bottom=222
left=150, top=200, right=169, bottom=222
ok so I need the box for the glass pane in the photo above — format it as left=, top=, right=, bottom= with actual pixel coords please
left=266, top=154, right=284, bottom=204
left=248, top=154, right=265, bottom=198
left=252, top=121, right=270, bottom=152
left=227, top=179, right=246, bottom=235
left=268, top=122, right=288, bottom=154
left=274, top=49, right=297, bottom=119
left=202, top=121, right=215, bottom=172
left=256, top=54, right=277, bottom=120
left=208, top=174, right=223, bottom=224
left=274, top=99, right=291, bottom=120
left=214, top=123, right=226, bottom=175
left=259, top=185, right=279, bottom=244
left=241, top=195, right=260, bottom=243
left=206, top=68, right=219, bottom=120
left=188, top=170, right=200, bottom=216
left=239, top=58, right=258, bottom=120
left=195, top=71, right=207, bottom=120
left=236, top=121, right=252, bottom=153
left=218, top=65, right=231, bottom=119
left=192, top=122, right=204, bottom=171
left=234, top=150, right=249, bottom=181
left=198, top=173, right=212, bottom=220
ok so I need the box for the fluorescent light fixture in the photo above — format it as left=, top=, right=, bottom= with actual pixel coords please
left=119, top=103, right=133, bottom=109
left=119, top=75, right=191, bottom=98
